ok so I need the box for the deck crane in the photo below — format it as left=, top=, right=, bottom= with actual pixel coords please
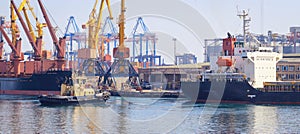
left=103, top=0, right=140, bottom=90
left=11, top=0, right=46, bottom=60
left=79, top=0, right=113, bottom=76
left=11, top=0, right=43, bottom=61
left=0, top=23, right=22, bottom=77
left=37, top=0, right=66, bottom=70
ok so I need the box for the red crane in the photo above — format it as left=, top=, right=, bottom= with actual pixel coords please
left=0, top=25, right=22, bottom=77
left=37, top=0, right=66, bottom=70
left=11, top=0, right=42, bottom=60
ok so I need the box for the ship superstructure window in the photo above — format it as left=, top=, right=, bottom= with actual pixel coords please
left=277, top=66, right=280, bottom=71
left=282, top=66, right=288, bottom=71
left=289, top=74, right=295, bottom=80
left=281, top=74, right=287, bottom=80
left=289, top=66, right=295, bottom=71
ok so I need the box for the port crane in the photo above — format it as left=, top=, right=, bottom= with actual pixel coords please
left=37, top=0, right=66, bottom=70
left=103, top=0, right=140, bottom=89
left=64, top=16, right=80, bottom=62
left=79, top=0, right=113, bottom=76
left=127, top=17, right=160, bottom=67
left=100, top=16, right=119, bottom=63
left=11, top=0, right=46, bottom=61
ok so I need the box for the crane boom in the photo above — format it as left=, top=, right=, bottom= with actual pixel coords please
left=0, top=26, right=19, bottom=56
left=25, top=0, right=47, bottom=38
left=37, top=0, right=58, bottom=45
left=80, top=0, right=113, bottom=60
left=10, top=0, right=45, bottom=60
left=94, top=0, right=113, bottom=49
left=22, top=7, right=36, bottom=43
left=37, top=0, right=65, bottom=59
left=11, top=0, right=40, bottom=58
left=10, top=0, right=27, bottom=46
left=0, top=25, right=22, bottom=77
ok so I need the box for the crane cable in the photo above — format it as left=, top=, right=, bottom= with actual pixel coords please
left=41, top=0, right=63, bottom=37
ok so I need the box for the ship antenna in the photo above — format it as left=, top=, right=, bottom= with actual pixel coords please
left=237, top=9, right=251, bottom=48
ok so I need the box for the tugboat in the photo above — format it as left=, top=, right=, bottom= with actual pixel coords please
left=38, top=73, right=110, bottom=106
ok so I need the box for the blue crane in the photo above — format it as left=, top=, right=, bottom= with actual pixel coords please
left=64, top=16, right=80, bottom=62
left=129, top=17, right=161, bottom=67
left=101, top=17, right=118, bottom=58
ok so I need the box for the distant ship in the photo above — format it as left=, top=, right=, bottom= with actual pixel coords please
left=181, top=35, right=300, bottom=105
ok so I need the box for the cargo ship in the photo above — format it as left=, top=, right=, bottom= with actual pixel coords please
left=181, top=35, right=300, bottom=105
left=0, top=0, right=73, bottom=96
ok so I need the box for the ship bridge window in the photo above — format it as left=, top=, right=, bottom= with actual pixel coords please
left=277, top=66, right=280, bottom=71
left=289, top=66, right=295, bottom=71
left=281, top=74, right=287, bottom=80
left=289, top=74, right=295, bottom=80
left=282, top=66, right=288, bottom=71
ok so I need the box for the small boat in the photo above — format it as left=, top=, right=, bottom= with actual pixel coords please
left=38, top=75, right=110, bottom=106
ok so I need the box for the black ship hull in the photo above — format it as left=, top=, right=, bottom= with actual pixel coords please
left=0, top=71, right=72, bottom=96
left=38, top=95, right=107, bottom=106
left=181, top=80, right=300, bottom=105
left=109, top=90, right=183, bottom=98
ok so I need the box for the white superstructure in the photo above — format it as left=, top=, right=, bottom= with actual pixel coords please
left=209, top=34, right=283, bottom=88
left=240, top=47, right=282, bottom=88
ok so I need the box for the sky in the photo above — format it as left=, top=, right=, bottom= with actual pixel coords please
left=0, top=0, right=300, bottom=63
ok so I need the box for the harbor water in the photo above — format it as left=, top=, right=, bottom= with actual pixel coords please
left=0, top=96, right=300, bottom=133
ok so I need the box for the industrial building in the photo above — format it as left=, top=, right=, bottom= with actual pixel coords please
left=138, top=63, right=209, bottom=90
left=277, top=54, right=300, bottom=81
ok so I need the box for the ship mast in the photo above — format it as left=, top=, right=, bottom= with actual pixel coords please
left=237, top=10, right=251, bottom=47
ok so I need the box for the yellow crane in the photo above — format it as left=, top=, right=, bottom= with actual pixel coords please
left=10, top=0, right=46, bottom=60
left=82, top=0, right=113, bottom=59
left=113, top=0, right=129, bottom=59
left=10, top=0, right=27, bottom=46
left=103, top=0, right=140, bottom=90
left=22, top=0, right=47, bottom=43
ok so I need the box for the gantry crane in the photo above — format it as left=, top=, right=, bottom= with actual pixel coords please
left=11, top=0, right=46, bottom=61
left=64, top=16, right=80, bottom=62
left=103, top=0, right=140, bottom=90
left=100, top=16, right=119, bottom=63
left=127, top=17, right=160, bottom=67
left=79, top=0, right=113, bottom=76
